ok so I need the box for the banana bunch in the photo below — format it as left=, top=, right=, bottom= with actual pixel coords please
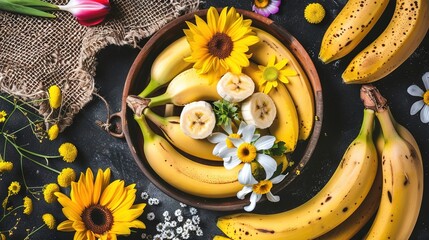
left=320, top=0, right=429, bottom=83
left=216, top=85, right=424, bottom=239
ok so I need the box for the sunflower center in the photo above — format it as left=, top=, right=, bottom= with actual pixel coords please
left=263, top=67, right=279, bottom=82
left=254, top=0, right=270, bottom=8
left=82, top=204, right=113, bottom=235
left=237, top=143, right=257, bottom=163
left=424, top=90, right=429, bottom=105
left=208, top=33, right=233, bottom=59
left=226, top=133, right=241, bottom=148
left=252, top=180, right=273, bottom=194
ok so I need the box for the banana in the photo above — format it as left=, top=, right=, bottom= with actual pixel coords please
left=217, top=72, right=255, bottom=103
left=342, top=0, right=429, bottom=84
left=316, top=162, right=382, bottom=240
left=143, top=107, right=221, bottom=161
left=243, top=62, right=299, bottom=152
left=241, top=92, right=277, bottom=129
left=127, top=98, right=243, bottom=198
left=145, top=67, right=221, bottom=108
left=319, top=0, right=389, bottom=63
left=360, top=85, right=424, bottom=240
left=216, top=108, right=378, bottom=239
left=249, top=27, right=315, bottom=140
left=180, top=101, right=216, bottom=139
left=139, top=36, right=192, bottom=97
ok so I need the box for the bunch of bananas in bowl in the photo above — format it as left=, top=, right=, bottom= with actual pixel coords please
left=122, top=6, right=323, bottom=211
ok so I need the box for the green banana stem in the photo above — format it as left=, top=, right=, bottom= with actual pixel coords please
left=376, top=110, right=400, bottom=142
left=138, top=79, right=163, bottom=98
left=358, top=108, right=375, bottom=140
left=147, top=93, right=171, bottom=108
left=134, top=114, right=156, bottom=142
left=0, top=0, right=56, bottom=18
left=144, top=108, right=168, bottom=127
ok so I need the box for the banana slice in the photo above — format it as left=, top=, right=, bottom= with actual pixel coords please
left=180, top=101, right=216, bottom=139
left=241, top=92, right=277, bottom=129
left=217, top=72, right=255, bottom=103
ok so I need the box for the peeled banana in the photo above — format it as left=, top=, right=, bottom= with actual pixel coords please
left=216, top=108, right=378, bottom=239
left=143, top=108, right=221, bottom=161
left=250, top=27, right=315, bottom=140
left=145, top=68, right=221, bottom=107
left=216, top=72, right=255, bottom=103
left=241, top=92, right=277, bottom=129
left=319, top=0, right=389, bottom=63
left=139, top=36, right=192, bottom=97
left=342, top=0, right=429, bottom=83
left=180, top=101, right=216, bottom=139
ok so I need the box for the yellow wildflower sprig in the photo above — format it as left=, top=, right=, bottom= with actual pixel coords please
left=23, top=213, right=56, bottom=240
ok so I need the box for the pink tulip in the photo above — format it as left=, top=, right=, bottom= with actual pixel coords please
left=59, top=0, right=110, bottom=26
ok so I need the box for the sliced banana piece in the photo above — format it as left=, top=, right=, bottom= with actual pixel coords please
left=241, top=92, right=277, bottom=129
left=217, top=72, right=255, bottom=103
left=180, top=101, right=216, bottom=139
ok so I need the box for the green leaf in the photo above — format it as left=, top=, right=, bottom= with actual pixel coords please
left=0, top=0, right=56, bottom=18
left=262, top=141, right=287, bottom=156
left=213, top=100, right=240, bottom=127
left=7, top=0, right=58, bottom=10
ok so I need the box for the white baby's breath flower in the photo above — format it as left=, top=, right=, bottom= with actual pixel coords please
left=408, top=72, right=429, bottom=123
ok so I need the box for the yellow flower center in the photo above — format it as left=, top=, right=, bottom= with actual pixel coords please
left=58, top=142, right=78, bottom=163
left=43, top=183, right=60, bottom=203
left=208, top=33, right=233, bottom=59
left=237, top=143, right=257, bottom=163
left=42, top=213, right=56, bottom=230
left=82, top=204, right=114, bottom=235
left=226, top=133, right=241, bottom=148
left=57, top=168, right=76, bottom=187
left=8, top=181, right=21, bottom=195
left=0, top=110, right=7, bottom=122
left=424, top=90, right=429, bottom=105
left=255, top=0, right=270, bottom=8
left=264, top=67, right=279, bottom=82
left=252, top=180, right=273, bottom=194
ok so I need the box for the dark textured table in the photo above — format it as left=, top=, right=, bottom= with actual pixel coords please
left=0, top=0, right=428, bottom=239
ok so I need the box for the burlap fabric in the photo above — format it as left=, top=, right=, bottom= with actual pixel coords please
left=0, top=0, right=201, bottom=130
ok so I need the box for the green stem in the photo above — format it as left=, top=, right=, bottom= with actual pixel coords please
left=0, top=205, right=24, bottom=223
left=134, top=114, right=156, bottom=142
left=4, top=135, right=58, bottom=159
left=358, top=108, right=375, bottom=139
left=0, top=0, right=56, bottom=18
left=144, top=108, right=168, bottom=126
left=147, top=93, right=172, bottom=108
left=376, top=109, right=400, bottom=141
left=24, top=224, right=45, bottom=240
left=138, top=79, right=163, bottom=98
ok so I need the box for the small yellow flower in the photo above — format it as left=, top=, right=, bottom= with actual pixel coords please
left=57, top=168, right=76, bottom=187
left=8, top=181, right=21, bottom=195
left=42, top=213, right=56, bottom=230
left=0, top=110, right=7, bottom=123
left=304, top=3, right=326, bottom=24
left=43, top=183, right=60, bottom=203
left=58, top=142, right=78, bottom=163
left=48, top=85, right=62, bottom=109
left=0, top=161, right=13, bottom=172
left=23, top=196, right=33, bottom=215
left=47, top=124, right=60, bottom=141
left=258, top=55, right=297, bottom=94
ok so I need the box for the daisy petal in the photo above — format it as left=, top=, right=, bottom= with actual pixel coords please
left=407, top=85, right=424, bottom=97
left=266, top=192, right=280, bottom=202
left=238, top=163, right=258, bottom=185
left=254, top=135, right=276, bottom=150
left=242, top=124, right=256, bottom=142
left=270, top=174, right=287, bottom=184
left=237, top=186, right=253, bottom=199
left=212, top=142, right=227, bottom=156
left=410, top=100, right=424, bottom=115
left=420, top=105, right=429, bottom=123
left=219, top=148, right=237, bottom=159
left=257, top=154, right=277, bottom=179
left=207, top=132, right=227, bottom=143
left=422, top=72, right=429, bottom=90
left=224, top=157, right=242, bottom=170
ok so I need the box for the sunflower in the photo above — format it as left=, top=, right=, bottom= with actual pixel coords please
left=55, top=168, right=146, bottom=240
left=184, top=6, right=259, bottom=82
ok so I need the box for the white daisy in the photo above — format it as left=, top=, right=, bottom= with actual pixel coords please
left=207, top=122, right=259, bottom=156
left=219, top=124, right=277, bottom=185
left=237, top=174, right=287, bottom=212
left=407, top=72, right=429, bottom=123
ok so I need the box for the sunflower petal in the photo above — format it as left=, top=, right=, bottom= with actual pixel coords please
left=57, top=220, right=76, bottom=232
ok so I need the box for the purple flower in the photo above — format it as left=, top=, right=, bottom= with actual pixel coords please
left=252, top=0, right=281, bottom=17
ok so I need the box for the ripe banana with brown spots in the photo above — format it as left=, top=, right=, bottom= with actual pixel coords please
left=319, top=0, right=389, bottom=63
left=216, top=108, right=378, bottom=240
left=342, top=0, right=429, bottom=83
